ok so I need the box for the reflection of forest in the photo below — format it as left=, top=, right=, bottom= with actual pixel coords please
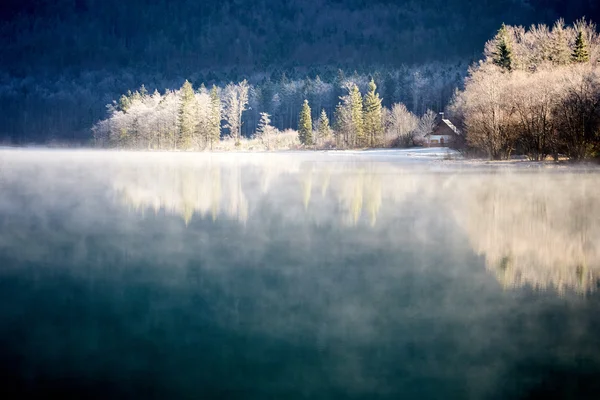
left=113, top=158, right=600, bottom=293
left=114, top=159, right=248, bottom=224
left=113, top=157, right=417, bottom=227
left=453, top=173, right=600, bottom=293
left=3, top=151, right=599, bottom=296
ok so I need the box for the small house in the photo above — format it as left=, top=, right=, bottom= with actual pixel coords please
left=426, top=113, right=460, bottom=147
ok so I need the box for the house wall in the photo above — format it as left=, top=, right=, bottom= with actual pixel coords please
left=433, top=123, right=456, bottom=136
left=427, top=135, right=452, bottom=146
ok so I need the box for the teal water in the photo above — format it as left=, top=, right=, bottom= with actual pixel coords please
left=1, top=150, right=600, bottom=399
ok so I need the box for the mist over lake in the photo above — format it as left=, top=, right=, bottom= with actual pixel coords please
left=1, top=150, right=600, bottom=399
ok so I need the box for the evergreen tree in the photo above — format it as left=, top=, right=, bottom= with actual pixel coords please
left=209, top=85, right=221, bottom=149
left=130, top=89, right=142, bottom=103
left=492, top=24, right=513, bottom=71
left=139, top=84, right=148, bottom=98
left=316, top=109, right=332, bottom=145
left=549, top=21, right=571, bottom=66
left=298, top=99, right=313, bottom=146
left=259, top=78, right=274, bottom=115
left=363, top=79, right=383, bottom=147
left=118, top=90, right=133, bottom=112
left=256, top=112, right=272, bottom=136
left=572, top=30, right=590, bottom=63
left=333, top=69, right=346, bottom=104
left=349, top=84, right=364, bottom=147
left=256, top=112, right=278, bottom=150
left=383, top=72, right=398, bottom=107
left=178, top=80, right=196, bottom=149
left=334, top=102, right=350, bottom=147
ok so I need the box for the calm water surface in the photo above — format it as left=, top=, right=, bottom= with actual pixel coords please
left=1, top=150, right=600, bottom=399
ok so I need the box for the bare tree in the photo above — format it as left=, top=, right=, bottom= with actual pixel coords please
left=509, top=68, right=560, bottom=160
left=385, top=103, right=418, bottom=147
left=554, top=65, right=600, bottom=160
left=414, top=109, right=437, bottom=146
left=459, top=64, right=518, bottom=160
left=222, top=80, right=249, bottom=146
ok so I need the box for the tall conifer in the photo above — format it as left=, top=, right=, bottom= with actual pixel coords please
left=298, top=100, right=313, bottom=146
left=363, top=79, right=383, bottom=147
left=317, top=109, right=332, bottom=144
left=349, top=84, right=364, bottom=147
left=492, top=24, right=513, bottom=71
left=572, top=30, right=590, bottom=63
left=178, top=80, right=196, bottom=149
left=209, top=85, right=221, bottom=149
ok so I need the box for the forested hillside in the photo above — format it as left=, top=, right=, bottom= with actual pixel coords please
left=0, top=0, right=599, bottom=143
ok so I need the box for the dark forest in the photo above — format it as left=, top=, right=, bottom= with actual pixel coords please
left=0, top=0, right=599, bottom=143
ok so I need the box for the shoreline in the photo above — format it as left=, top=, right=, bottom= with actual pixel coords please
left=1, top=146, right=598, bottom=168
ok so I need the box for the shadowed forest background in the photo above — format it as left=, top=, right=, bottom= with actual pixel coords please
left=0, top=0, right=599, bottom=143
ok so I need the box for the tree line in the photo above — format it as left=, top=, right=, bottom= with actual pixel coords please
left=3, top=0, right=600, bottom=144
left=93, top=72, right=446, bottom=150
left=450, top=18, right=600, bottom=160
left=94, top=17, right=600, bottom=159
left=2, top=63, right=464, bottom=144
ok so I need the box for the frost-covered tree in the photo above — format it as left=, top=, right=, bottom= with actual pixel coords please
left=223, top=80, right=249, bottom=146
left=209, top=85, right=222, bottom=150
left=455, top=64, right=518, bottom=159
left=155, top=90, right=179, bottom=150
left=450, top=18, right=600, bottom=160
left=414, top=109, right=437, bottom=146
left=509, top=69, right=560, bottom=160
left=178, top=80, right=196, bottom=149
left=333, top=83, right=364, bottom=148
left=549, top=20, right=571, bottom=66
left=193, top=91, right=212, bottom=149
left=334, top=102, right=351, bottom=148
left=385, top=103, right=418, bottom=147
left=316, top=109, right=332, bottom=145
left=554, top=65, right=600, bottom=160
left=255, top=112, right=278, bottom=150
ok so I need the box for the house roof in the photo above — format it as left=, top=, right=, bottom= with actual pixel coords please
left=427, top=118, right=461, bottom=137
left=441, top=118, right=460, bottom=135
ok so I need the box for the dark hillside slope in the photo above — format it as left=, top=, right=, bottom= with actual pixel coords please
left=0, top=0, right=598, bottom=142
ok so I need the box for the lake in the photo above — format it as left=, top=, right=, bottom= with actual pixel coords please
left=1, top=149, right=599, bottom=399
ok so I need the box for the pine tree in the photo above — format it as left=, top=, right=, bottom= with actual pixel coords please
left=333, top=69, right=346, bottom=106
left=118, top=91, right=133, bottom=112
left=139, top=84, right=148, bottom=98
left=316, top=109, right=332, bottom=145
left=349, top=84, right=364, bottom=147
left=363, top=79, right=383, bottom=147
left=334, top=102, right=350, bottom=147
left=334, top=84, right=364, bottom=148
left=209, top=85, right=221, bottom=150
left=549, top=21, right=571, bottom=66
left=572, top=30, right=590, bottom=63
left=256, top=112, right=272, bottom=136
left=492, top=24, right=513, bottom=71
left=256, top=112, right=277, bottom=150
left=298, top=99, right=313, bottom=146
left=178, top=80, right=196, bottom=149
